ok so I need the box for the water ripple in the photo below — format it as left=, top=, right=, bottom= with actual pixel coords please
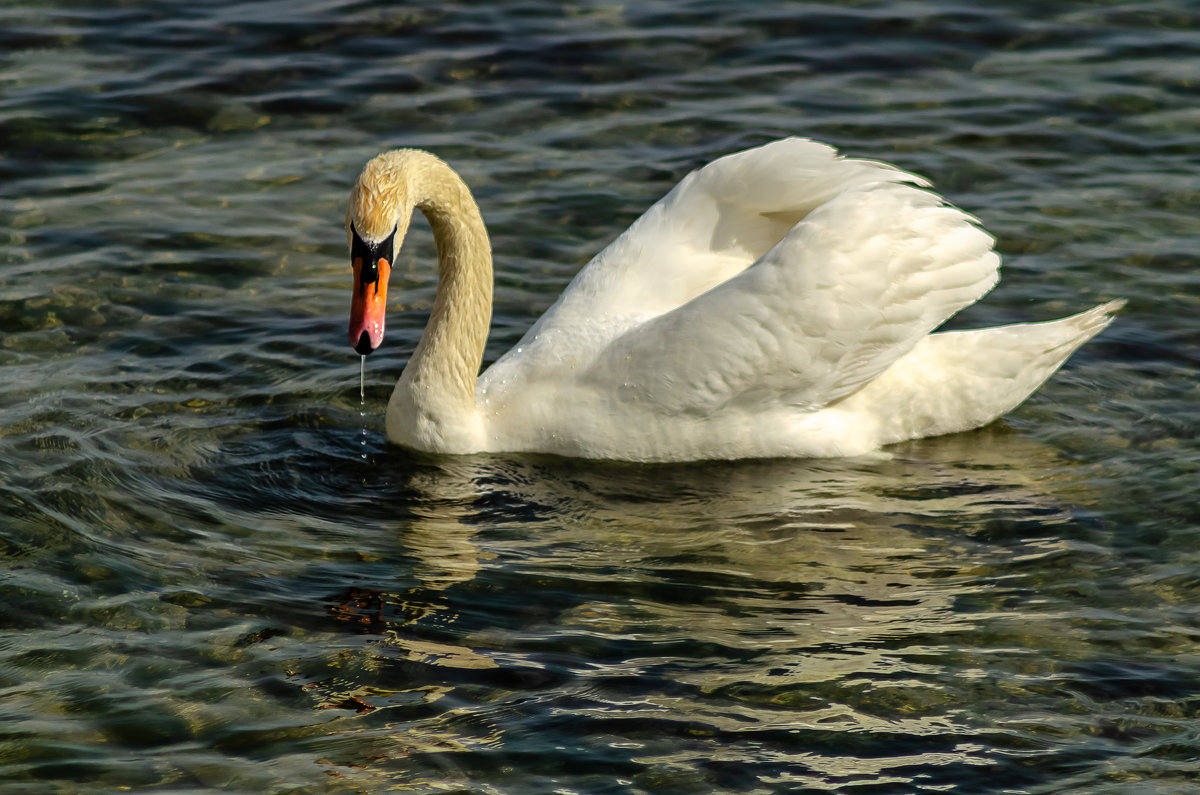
left=1, top=0, right=1198, bottom=792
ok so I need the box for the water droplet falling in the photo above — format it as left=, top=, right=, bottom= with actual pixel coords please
left=359, top=354, right=368, bottom=460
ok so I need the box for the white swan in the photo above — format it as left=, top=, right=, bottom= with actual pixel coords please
left=346, top=138, right=1121, bottom=462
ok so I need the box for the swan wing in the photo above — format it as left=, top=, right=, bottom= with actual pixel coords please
left=480, top=138, right=924, bottom=391
left=584, top=179, right=1000, bottom=416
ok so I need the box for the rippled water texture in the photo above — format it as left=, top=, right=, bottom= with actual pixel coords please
left=2, top=2, right=1199, bottom=793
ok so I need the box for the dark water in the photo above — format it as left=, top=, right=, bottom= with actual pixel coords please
left=2, top=1, right=1199, bottom=792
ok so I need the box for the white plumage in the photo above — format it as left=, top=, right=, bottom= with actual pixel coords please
left=345, top=138, right=1122, bottom=461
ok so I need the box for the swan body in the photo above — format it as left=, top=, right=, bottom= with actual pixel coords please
left=346, top=138, right=1121, bottom=462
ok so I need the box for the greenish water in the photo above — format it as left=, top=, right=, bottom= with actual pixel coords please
left=1, top=1, right=1198, bottom=793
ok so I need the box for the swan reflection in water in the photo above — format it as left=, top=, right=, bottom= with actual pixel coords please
left=310, top=426, right=1099, bottom=785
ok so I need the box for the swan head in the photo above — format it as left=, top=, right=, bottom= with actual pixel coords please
left=346, top=155, right=412, bottom=355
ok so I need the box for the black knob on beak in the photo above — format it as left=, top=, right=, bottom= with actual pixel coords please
left=354, top=331, right=375, bottom=355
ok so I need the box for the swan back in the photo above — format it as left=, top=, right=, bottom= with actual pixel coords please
left=479, top=138, right=932, bottom=394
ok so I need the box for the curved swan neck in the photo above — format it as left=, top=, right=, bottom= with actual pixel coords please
left=359, top=150, right=493, bottom=445
left=406, top=153, right=493, bottom=395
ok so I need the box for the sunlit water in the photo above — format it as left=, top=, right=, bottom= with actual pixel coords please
left=1, top=2, right=1198, bottom=793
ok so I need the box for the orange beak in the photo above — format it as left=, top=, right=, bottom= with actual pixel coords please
left=347, top=223, right=397, bottom=355
left=348, top=254, right=391, bottom=355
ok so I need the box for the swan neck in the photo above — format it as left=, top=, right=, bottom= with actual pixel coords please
left=400, top=154, right=493, bottom=423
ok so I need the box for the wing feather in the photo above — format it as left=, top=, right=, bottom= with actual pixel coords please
left=583, top=181, right=999, bottom=416
left=480, top=138, right=923, bottom=393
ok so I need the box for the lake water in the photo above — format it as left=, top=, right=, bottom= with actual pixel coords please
left=2, top=1, right=1198, bottom=792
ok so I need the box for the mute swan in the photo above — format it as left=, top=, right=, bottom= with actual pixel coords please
left=346, top=138, right=1121, bottom=462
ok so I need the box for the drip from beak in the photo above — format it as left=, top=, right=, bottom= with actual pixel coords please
left=347, top=223, right=396, bottom=354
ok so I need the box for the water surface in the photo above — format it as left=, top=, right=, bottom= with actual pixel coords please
left=2, top=1, right=1198, bottom=793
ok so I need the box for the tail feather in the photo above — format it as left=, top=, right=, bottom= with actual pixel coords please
left=1042, top=299, right=1126, bottom=354
left=839, top=300, right=1126, bottom=446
